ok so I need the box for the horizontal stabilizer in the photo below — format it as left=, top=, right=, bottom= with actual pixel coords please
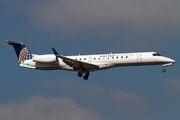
left=5, top=40, right=23, bottom=46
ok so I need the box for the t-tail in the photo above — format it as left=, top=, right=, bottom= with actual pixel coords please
left=5, top=40, right=33, bottom=63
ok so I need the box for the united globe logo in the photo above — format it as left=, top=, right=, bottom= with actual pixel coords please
left=19, top=47, right=33, bottom=63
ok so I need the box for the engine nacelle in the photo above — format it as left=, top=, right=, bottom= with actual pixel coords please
left=33, top=55, right=57, bottom=63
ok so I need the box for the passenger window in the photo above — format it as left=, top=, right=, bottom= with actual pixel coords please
left=112, top=57, right=114, bottom=59
left=80, top=58, right=81, bottom=60
left=98, top=58, right=100, bottom=60
left=117, top=57, right=118, bottom=59
left=94, top=58, right=96, bottom=60
left=121, top=56, right=123, bottom=59
left=126, top=56, right=128, bottom=58
left=75, top=59, right=77, bottom=61
left=84, top=58, right=86, bottom=60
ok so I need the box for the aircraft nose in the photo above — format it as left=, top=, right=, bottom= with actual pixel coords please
left=167, top=57, right=176, bottom=63
left=159, top=56, right=176, bottom=63
left=172, top=59, right=176, bottom=63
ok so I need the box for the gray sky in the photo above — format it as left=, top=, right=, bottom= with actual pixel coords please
left=1, top=0, right=180, bottom=120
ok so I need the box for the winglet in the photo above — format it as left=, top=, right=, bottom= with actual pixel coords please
left=52, top=47, right=59, bottom=56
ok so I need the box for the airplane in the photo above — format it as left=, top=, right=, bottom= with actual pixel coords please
left=5, top=40, right=176, bottom=80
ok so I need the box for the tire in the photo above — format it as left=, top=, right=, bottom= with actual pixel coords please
left=83, top=75, right=88, bottom=80
left=77, top=72, right=82, bottom=77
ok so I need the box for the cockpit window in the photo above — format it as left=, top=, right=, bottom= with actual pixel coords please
left=152, top=53, right=157, bottom=56
left=152, top=53, right=161, bottom=56
left=156, top=53, right=161, bottom=56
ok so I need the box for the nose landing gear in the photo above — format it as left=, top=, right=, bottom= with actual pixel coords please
left=162, top=69, right=166, bottom=73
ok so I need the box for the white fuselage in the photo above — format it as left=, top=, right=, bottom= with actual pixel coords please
left=6, top=40, right=175, bottom=80
left=20, top=52, right=175, bottom=72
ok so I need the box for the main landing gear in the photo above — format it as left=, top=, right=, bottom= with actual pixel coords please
left=77, top=72, right=82, bottom=77
left=77, top=72, right=90, bottom=80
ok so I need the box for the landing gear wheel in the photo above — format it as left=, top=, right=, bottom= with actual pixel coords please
left=77, top=72, right=82, bottom=77
left=162, top=69, right=166, bottom=73
left=83, top=75, right=88, bottom=80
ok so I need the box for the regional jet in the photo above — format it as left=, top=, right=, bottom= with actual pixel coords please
left=5, top=40, right=176, bottom=80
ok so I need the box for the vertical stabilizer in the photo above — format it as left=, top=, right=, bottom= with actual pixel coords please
left=5, top=40, right=33, bottom=63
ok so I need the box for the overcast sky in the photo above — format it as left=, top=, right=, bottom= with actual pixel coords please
left=1, top=0, right=180, bottom=120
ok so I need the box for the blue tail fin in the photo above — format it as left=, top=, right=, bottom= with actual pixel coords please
left=5, top=40, right=33, bottom=63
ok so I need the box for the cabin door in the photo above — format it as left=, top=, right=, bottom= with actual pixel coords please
left=89, top=57, right=92, bottom=62
left=137, top=54, right=142, bottom=63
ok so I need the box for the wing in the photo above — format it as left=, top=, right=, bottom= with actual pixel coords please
left=52, top=48, right=99, bottom=70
